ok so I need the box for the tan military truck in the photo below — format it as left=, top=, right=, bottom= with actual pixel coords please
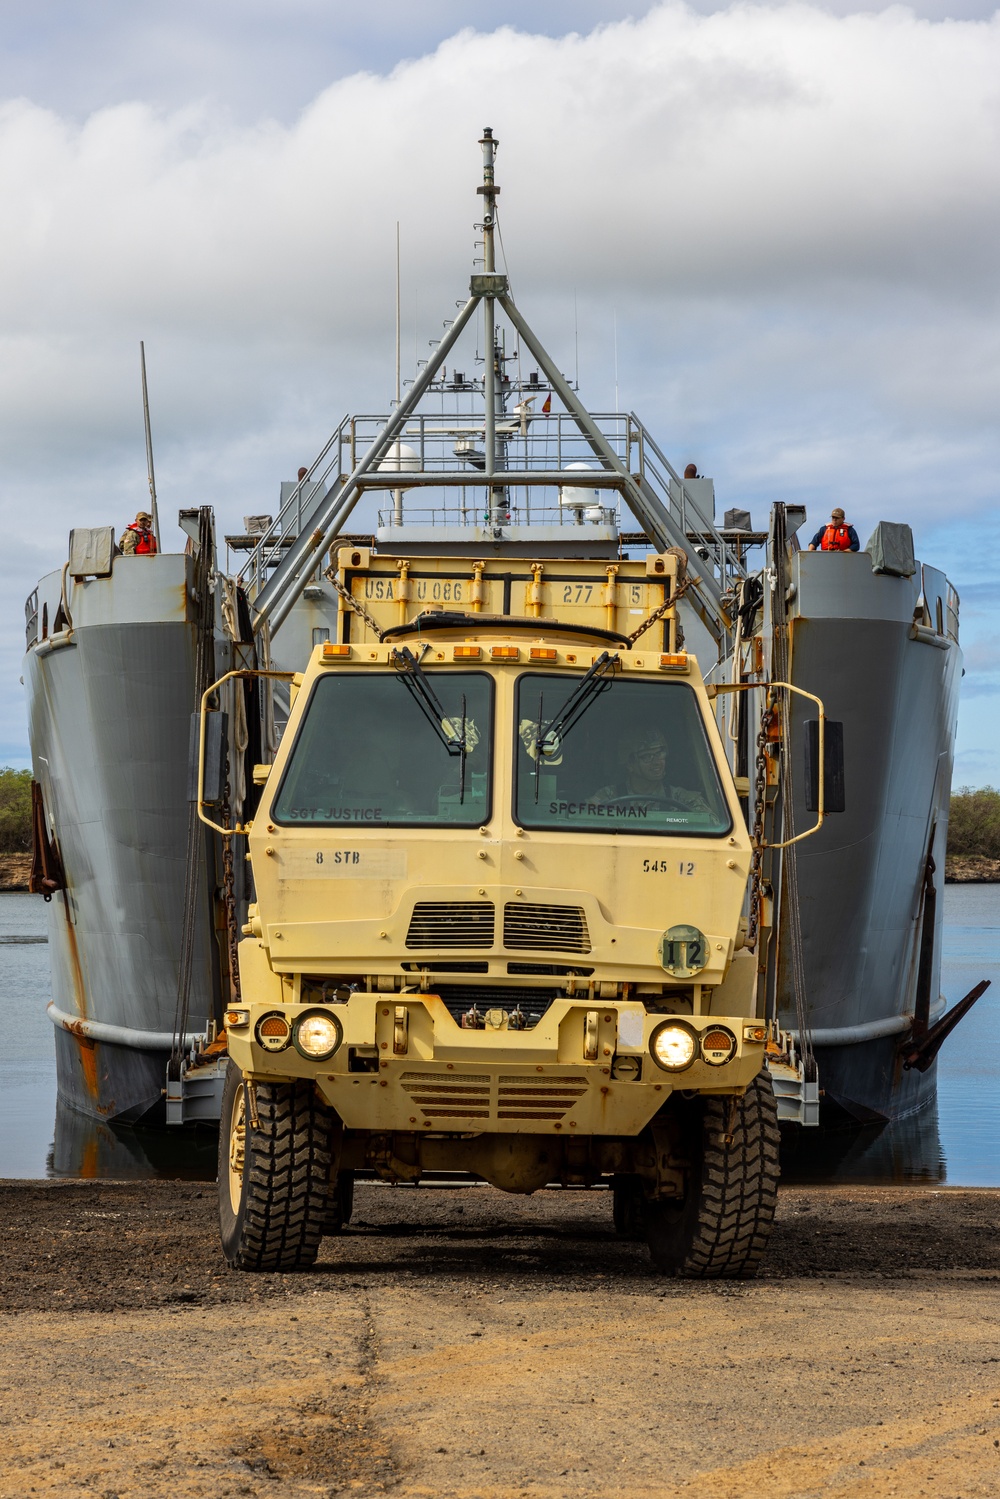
left=215, top=546, right=780, bottom=1277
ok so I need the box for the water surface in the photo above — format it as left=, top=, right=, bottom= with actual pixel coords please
left=0, top=884, right=997, bottom=1182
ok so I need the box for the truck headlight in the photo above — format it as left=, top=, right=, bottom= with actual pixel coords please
left=649, top=1021, right=698, bottom=1072
left=293, top=1009, right=343, bottom=1062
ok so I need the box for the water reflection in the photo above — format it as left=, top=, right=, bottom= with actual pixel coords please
left=49, top=1103, right=217, bottom=1182
left=781, top=1100, right=945, bottom=1184
left=0, top=885, right=995, bottom=1184
left=51, top=1097, right=947, bottom=1187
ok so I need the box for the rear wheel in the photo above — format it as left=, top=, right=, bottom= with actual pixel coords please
left=218, top=1060, right=333, bottom=1271
left=646, top=1072, right=780, bottom=1278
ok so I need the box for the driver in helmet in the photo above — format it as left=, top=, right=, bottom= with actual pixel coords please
left=590, top=730, right=710, bottom=813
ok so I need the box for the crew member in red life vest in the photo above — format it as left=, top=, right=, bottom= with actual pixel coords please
left=807, top=507, right=859, bottom=552
left=119, top=511, right=158, bottom=555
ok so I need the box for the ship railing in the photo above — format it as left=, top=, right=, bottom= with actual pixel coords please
left=242, top=405, right=745, bottom=641
left=239, top=414, right=354, bottom=599
left=24, top=589, right=39, bottom=650
left=345, top=408, right=634, bottom=474
left=375, top=500, right=621, bottom=530
left=624, top=415, right=747, bottom=594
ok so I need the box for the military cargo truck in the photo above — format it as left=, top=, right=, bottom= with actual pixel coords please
left=216, top=547, right=781, bottom=1277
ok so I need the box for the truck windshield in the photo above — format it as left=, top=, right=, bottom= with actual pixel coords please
left=514, top=674, right=731, bottom=836
left=272, top=672, right=492, bottom=827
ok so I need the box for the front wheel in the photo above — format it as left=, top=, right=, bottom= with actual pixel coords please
left=218, top=1060, right=333, bottom=1272
left=646, top=1072, right=780, bottom=1278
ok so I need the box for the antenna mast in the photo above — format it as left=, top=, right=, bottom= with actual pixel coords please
left=393, top=222, right=403, bottom=526
left=479, top=127, right=505, bottom=526
left=139, top=341, right=161, bottom=544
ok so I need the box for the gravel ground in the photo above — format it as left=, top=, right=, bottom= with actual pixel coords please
left=2, top=1180, right=1000, bottom=1498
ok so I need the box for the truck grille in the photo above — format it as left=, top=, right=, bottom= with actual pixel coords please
left=436, top=984, right=557, bottom=1029
left=503, top=902, right=591, bottom=953
left=400, top=1072, right=491, bottom=1119
left=497, top=1075, right=589, bottom=1121
left=399, top=1070, right=588, bottom=1124
left=405, top=901, right=495, bottom=949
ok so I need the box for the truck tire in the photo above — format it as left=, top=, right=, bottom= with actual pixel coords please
left=218, top=1060, right=333, bottom=1271
left=645, top=1072, right=780, bottom=1279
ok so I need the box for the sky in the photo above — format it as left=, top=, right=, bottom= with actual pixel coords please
left=1, top=1, right=997, bottom=783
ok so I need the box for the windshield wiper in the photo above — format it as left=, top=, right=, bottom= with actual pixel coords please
left=538, top=651, right=620, bottom=751
left=390, top=647, right=464, bottom=756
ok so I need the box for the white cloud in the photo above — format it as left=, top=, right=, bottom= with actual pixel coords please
left=0, top=4, right=998, bottom=776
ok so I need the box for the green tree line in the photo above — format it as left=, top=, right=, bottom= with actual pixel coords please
left=0, top=766, right=997, bottom=860
left=0, top=767, right=32, bottom=855
left=947, top=786, right=1000, bottom=861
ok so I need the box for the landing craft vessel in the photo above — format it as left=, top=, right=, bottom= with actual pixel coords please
left=23, top=128, right=975, bottom=1182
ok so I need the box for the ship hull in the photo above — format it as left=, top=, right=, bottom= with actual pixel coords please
left=25, top=557, right=219, bottom=1124
left=778, top=551, right=961, bottom=1122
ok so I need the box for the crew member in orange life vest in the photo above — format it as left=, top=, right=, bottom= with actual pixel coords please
left=807, top=507, right=859, bottom=552
left=118, top=511, right=158, bottom=555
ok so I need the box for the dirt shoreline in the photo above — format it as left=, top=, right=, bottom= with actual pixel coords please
left=3, top=1179, right=1000, bottom=1497
left=0, top=853, right=30, bottom=891
left=945, top=854, right=1000, bottom=883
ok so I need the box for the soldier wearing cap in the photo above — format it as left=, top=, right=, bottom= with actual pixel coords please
left=807, top=507, right=859, bottom=552
left=119, top=511, right=158, bottom=556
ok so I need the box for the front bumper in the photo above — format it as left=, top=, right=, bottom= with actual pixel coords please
left=226, top=994, right=765, bottom=1137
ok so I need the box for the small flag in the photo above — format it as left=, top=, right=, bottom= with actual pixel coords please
left=541, top=393, right=551, bottom=413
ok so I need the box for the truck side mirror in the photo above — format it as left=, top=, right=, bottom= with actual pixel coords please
left=805, top=719, right=845, bottom=814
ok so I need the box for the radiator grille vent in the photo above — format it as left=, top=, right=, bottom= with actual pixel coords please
left=405, top=902, right=495, bottom=950
left=503, top=902, right=591, bottom=953
left=400, top=1072, right=491, bottom=1120
left=497, top=1074, right=589, bottom=1121
left=399, top=1070, right=588, bottom=1123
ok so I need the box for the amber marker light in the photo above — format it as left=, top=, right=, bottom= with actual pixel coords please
left=322, top=643, right=351, bottom=659
left=491, top=646, right=520, bottom=660
left=743, top=1025, right=767, bottom=1044
left=453, top=646, right=482, bottom=660
left=658, top=653, right=689, bottom=673
left=529, top=648, right=558, bottom=661
left=701, top=1026, right=738, bottom=1065
left=256, top=1012, right=292, bottom=1052
left=225, top=1008, right=250, bottom=1029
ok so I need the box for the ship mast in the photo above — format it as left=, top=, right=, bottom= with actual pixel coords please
left=479, top=127, right=505, bottom=527
left=250, top=129, right=735, bottom=645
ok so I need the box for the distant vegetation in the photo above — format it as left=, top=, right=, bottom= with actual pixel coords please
left=947, top=787, right=1000, bottom=861
left=0, top=768, right=995, bottom=862
left=0, top=768, right=32, bottom=855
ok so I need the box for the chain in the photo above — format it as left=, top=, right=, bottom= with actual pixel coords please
left=221, top=776, right=241, bottom=1002
left=626, top=572, right=699, bottom=645
left=325, top=572, right=386, bottom=640
left=745, top=698, right=774, bottom=952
